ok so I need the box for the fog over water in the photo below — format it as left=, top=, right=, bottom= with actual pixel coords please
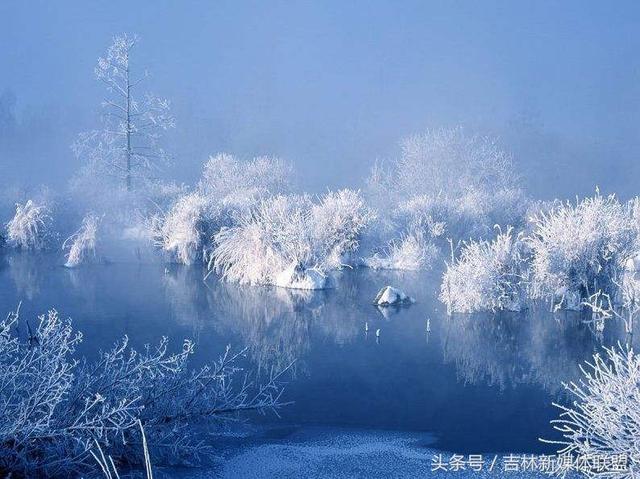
left=2, top=0, right=640, bottom=198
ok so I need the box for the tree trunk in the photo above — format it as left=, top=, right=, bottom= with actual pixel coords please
left=125, top=64, right=132, bottom=192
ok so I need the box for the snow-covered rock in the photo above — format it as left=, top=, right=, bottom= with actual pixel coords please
left=274, top=262, right=329, bottom=290
left=374, top=286, right=415, bottom=306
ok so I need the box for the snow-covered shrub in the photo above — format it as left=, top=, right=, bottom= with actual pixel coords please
left=364, top=228, right=438, bottom=271
left=212, top=195, right=312, bottom=286
left=5, top=199, right=52, bottom=250
left=198, top=153, right=292, bottom=200
left=395, top=127, right=519, bottom=199
left=151, top=154, right=293, bottom=265
left=211, top=190, right=373, bottom=288
left=310, top=189, right=375, bottom=269
left=0, top=307, right=287, bottom=477
left=527, top=193, right=639, bottom=308
left=544, top=344, right=640, bottom=478
left=151, top=192, right=209, bottom=265
left=440, top=227, right=528, bottom=313
left=63, top=214, right=99, bottom=267
left=365, top=128, right=528, bottom=263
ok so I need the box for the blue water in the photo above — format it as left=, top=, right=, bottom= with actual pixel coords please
left=0, top=251, right=615, bottom=469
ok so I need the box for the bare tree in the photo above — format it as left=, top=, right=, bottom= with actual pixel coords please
left=73, top=34, right=174, bottom=192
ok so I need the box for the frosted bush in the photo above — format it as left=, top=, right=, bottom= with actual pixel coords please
left=198, top=153, right=292, bottom=200
left=211, top=190, right=373, bottom=288
left=440, top=227, right=528, bottom=313
left=151, top=154, right=293, bottom=265
left=5, top=199, right=51, bottom=250
left=366, top=128, right=522, bottom=204
left=365, top=228, right=438, bottom=271
left=63, top=214, right=99, bottom=267
left=528, top=193, right=639, bottom=307
left=212, top=195, right=312, bottom=286
left=151, top=192, right=210, bottom=265
left=544, top=344, right=640, bottom=478
left=0, top=306, right=287, bottom=477
left=395, top=127, right=519, bottom=199
left=310, top=189, right=375, bottom=269
left=365, top=128, right=527, bottom=256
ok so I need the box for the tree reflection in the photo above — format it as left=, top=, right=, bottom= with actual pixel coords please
left=443, top=309, right=603, bottom=394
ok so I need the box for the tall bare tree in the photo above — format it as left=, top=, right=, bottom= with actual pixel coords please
left=73, top=34, right=174, bottom=192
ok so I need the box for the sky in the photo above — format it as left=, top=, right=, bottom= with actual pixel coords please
left=1, top=0, right=640, bottom=198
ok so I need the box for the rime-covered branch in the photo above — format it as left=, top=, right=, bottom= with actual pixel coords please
left=0, top=307, right=289, bottom=477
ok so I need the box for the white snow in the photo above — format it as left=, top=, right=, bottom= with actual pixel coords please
left=274, top=262, right=328, bottom=290
left=374, top=286, right=415, bottom=306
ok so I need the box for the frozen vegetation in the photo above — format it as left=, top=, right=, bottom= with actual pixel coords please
left=527, top=192, right=639, bottom=308
left=440, top=193, right=640, bottom=314
left=210, top=190, right=373, bottom=289
left=441, top=227, right=528, bottom=314
left=363, top=128, right=527, bottom=272
left=5, top=199, right=52, bottom=250
left=150, top=153, right=293, bottom=266
left=364, top=228, right=438, bottom=271
left=5, top=25, right=640, bottom=479
left=151, top=192, right=210, bottom=265
left=72, top=34, right=174, bottom=195
left=63, top=214, right=99, bottom=267
left=367, top=128, right=525, bottom=235
left=545, top=344, right=640, bottom=478
left=0, top=306, right=287, bottom=477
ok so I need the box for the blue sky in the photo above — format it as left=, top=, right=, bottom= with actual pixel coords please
left=1, top=0, right=640, bottom=197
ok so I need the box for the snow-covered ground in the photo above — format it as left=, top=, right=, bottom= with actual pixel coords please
left=165, top=427, right=551, bottom=479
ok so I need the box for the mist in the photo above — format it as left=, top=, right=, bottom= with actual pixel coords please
left=2, top=0, right=640, bottom=198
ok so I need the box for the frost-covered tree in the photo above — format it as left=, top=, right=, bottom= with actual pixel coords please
left=396, top=127, right=519, bottom=199
left=367, top=127, right=522, bottom=205
left=365, top=128, right=527, bottom=264
left=544, top=344, right=640, bottom=478
left=0, top=307, right=288, bottom=477
left=198, top=153, right=292, bottom=201
left=73, top=34, right=174, bottom=193
left=151, top=154, right=293, bottom=266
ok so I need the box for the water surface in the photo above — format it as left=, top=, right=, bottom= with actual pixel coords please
left=0, top=252, right=617, bottom=471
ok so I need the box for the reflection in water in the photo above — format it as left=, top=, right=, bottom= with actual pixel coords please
left=7, top=252, right=46, bottom=300
left=162, top=264, right=212, bottom=330
left=63, top=266, right=99, bottom=310
left=443, top=309, right=611, bottom=393
left=206, top=273, right=365, bottom=373
left=4, top=252, right=631, bottom=453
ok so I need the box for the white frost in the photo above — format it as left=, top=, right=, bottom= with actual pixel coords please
left=63, top=214, right=99, bottom=268
left=6, top=200, right=51, bottom=250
